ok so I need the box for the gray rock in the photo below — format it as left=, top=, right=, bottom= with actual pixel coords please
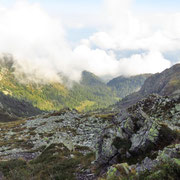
left=136, top=157, right=158, bottom=173
left=130, top=120, right=160, bottom=154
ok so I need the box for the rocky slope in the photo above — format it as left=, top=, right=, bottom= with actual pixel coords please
left=117, top=63, right=180, bottom=108
left=0, top=93, right=179, bottom=179
left=96, top=94, right=180, bottom=177
left=0, top=57, right=179, bottom=179
left=139, top=63, right=180, bottom=97
left=107, top=74, right=151, bottom=98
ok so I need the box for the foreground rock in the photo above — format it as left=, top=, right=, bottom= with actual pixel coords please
left=0, top=109, right=111, bottom=158
left=96, top=94, right=180, bottom=179
left=0, top=94, right=179, bottom=179
left=105, top=144, right=180, bottom=180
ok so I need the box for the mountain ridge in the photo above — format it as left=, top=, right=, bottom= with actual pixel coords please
left=107, top=74, right=151, bottom=98
left=0, top=55, right=118, bottom=112
left=117, top=63, right=180, bottom=108
left=0, top=55, right=151, bottom=113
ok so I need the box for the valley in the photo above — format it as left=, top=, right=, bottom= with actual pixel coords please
left=0, top=0, right=180, bottom=179
left=0, top=55, right=149, bottom=114
left=0, top=63, right=179, bottom=179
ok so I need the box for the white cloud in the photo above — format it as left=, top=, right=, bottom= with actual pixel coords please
left=88, top=0, right=180, bottom=53
left=116, top=51, right=171, bottom=76
left=0, top=0, right=177, bottom=84
left=73, top=45, right=119, bottom=77
left=72, top=45, right=171, bottom=78
left=0, top=1, right=70, bottom=82
left=89, top=32, right=117, bottom=49
left=71, top=0, right=175, bottom=78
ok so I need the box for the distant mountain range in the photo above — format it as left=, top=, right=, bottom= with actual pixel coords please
left=2, top=54, right=174, bottom=115
left=0, top=63, right=180, bottom=179
left=0, top=56, right=118, bottom=113
left=117, top=63, right=180, bottom=108
left=107, top=74, right=151, bottom=98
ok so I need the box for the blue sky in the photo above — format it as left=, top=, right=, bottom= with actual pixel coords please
left=2, top=0, right=180, bottom=13
left=30, top=0, right=180, bottom=14
left=134, top=0, right=180, bottom=13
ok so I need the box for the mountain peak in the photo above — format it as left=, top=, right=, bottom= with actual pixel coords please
left=81, top=70, right=105, bottom=86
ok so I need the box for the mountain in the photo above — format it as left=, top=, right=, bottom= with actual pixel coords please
left=107, top=74, right=151, bottom=98
left=117, top=64, right=180, bottom=108
left=81, top=70, right=106, bottom=86
left=0, top=55, right=119, bottom=112
left=0, top=56, right=179, bottom=179
left=140, top=63, right=180, bottom=96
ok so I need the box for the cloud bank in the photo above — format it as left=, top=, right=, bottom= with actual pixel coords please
left=0, top=0, right=179, bottom=83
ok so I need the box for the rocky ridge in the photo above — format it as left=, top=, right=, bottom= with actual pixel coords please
left=96, top=94, right=180, bottom=179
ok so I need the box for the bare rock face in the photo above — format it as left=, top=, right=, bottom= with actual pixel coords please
left=140, top=63, right=180, bottom=96
left=96, top=94, right=180, bottom=170
left=106, top=144, right=180, bottom=180
left=129, top=120, right=160, bottom=154
left=95, top=128, right=118, bottom=166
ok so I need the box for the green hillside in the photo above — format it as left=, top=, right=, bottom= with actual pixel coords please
left=0, top=56, right=119, bottom=112
left=107, top=74, right=151, bottom=98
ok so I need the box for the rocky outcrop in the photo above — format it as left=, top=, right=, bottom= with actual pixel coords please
left=105, top=144, right=180, bottom=179
left=95, top=94, right=180, bottom=176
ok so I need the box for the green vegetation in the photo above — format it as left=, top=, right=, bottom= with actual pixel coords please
left=137, top=158, right=180, bottom=180
left=107, top=74, right=151, bottom=98
left=76, top=100, right=95, bottom=112
left=0, top=57, right=119, bottom=112
left=0, top=143, right=95, bottom=180
left=168, top=77, right=180, bottom=94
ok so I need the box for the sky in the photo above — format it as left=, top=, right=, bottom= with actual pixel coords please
left=0, top=0, right=180, bottom=83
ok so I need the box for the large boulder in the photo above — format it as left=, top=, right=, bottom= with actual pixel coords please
left=130, top=119, right=160, bottom=154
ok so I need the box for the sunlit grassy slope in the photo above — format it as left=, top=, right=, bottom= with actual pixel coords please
left=0, top=59, right=118, bottom=112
